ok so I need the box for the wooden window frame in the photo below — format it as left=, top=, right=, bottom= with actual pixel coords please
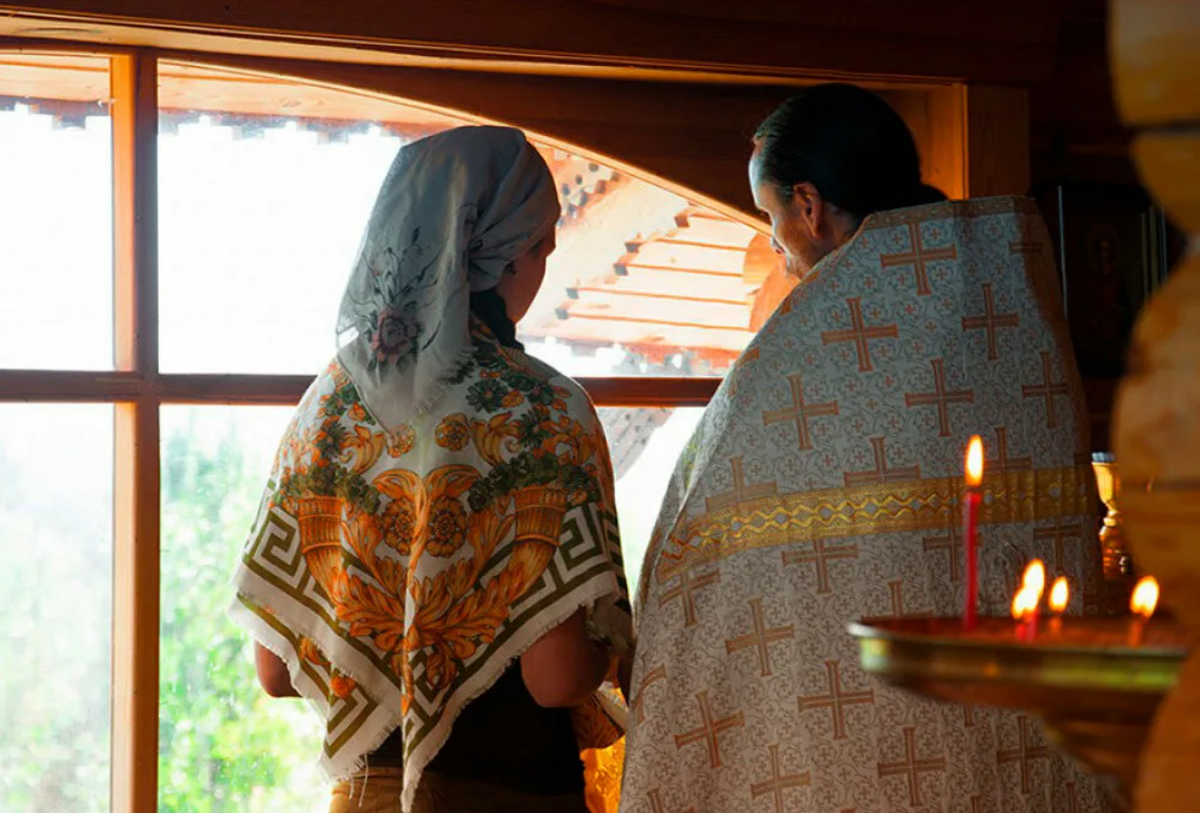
left=0, top=43, right=720, bottom=813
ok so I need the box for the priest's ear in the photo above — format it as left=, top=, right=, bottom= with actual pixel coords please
left=787, top=181, right=827, bottom=238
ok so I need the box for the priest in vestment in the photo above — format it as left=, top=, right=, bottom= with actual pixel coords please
left=619, top=86, right=1117, bottom=813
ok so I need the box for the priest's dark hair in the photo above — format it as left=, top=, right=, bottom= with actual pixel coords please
left=754, top=83, right=946, bottom=222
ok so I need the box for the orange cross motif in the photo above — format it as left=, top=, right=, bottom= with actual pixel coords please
left=673, top=691, right=745, bottom=769
left=905, top=358, right=975, bottom=438
left=631, top=664, right=667, bottom=724
left=783, top=539, right=859, bottom=595
left=997, top=715, right=1051, bottom=795
left=880, top=222, right=958, bottom=296
left=923, top=524, right=964, bottom=582
left=962, top=283, right=1020, bottom=361
left=750, top=744, right=812, bottom=813
left=659, top=568, right=721, bottom=627
left=1022, top=351, right=1070, bottom=429
left=705, top=457, right=778, bottom=513
left=724, top=598, right=795, bottom=677
left=797, top=660, right=875, bottom=740
left=987, top=426, right=1033, bottom=472
left=763, top=373, right=839, bottom=451
left=843, top=436, right=921, bottom=488
left=646, top=789, right=695, bottom=813
left=887, top=580, right=933, bottom=619
left=1034, top=516, right=1084, bottom=573
left=821, top=297, right=899, bottom=372
left=876, top=727, right=948, bottom=807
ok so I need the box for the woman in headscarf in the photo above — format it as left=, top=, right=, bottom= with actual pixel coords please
left=232, top=126, right=632, bottom=813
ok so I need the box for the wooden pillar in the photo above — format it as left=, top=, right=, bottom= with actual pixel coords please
left=963, top=85, right=1031, bottom=198
left=110, top=50, right=161, bottom=813
left=1109, top=1, right=1200, bottom=811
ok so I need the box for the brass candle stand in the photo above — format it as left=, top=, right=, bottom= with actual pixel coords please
left=849, top=616, right=1190, bottom=808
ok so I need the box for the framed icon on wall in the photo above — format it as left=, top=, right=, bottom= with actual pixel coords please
left=1037, top=181, right=1182, bottom=379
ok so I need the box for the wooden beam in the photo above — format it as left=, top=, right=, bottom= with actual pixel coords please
left=0, top=0, right=1066, bottom=84
left=154, top=374, right=722, bottom=408
left=964, top=85, right=1032, bottom=198
left=109, top=50, right=159, bottom=813
left=155, top=374, right=313, bottom=404
left=0, top=369, right=723, bottom=408
left=112, top=50, right=157, bottom=373
left=580, top=376, right=720, bottom=408
left=0, top=370, right=144, bottom=401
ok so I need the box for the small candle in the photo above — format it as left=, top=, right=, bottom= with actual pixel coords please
left=1018, top=560, right=1046, bottom=642
left=1011, top=586, right=1039, bottom=642
left=1022, top=560, right=1047, bottom=599
left=1128, top=576, right=1159, bottom=646
left=1048, top=576, right=1069, bottom=634
left=963, top=436, right=984, bottom=631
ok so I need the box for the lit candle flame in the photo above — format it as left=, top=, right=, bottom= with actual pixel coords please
left=1130, top=576, right=1160, bottom=620
left=1011, top=586, right=1038, bottom=620
left=965, top=436, right=984, bottom=487
left=1022, top=560, right=1047, bottom=601
left=1049, top=576, right=1069, bottom=614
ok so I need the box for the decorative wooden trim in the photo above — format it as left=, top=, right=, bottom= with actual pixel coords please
left=109, top=50, right=159, bottom=813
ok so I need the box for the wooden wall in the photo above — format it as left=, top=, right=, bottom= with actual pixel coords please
left=1031, top=0, right=1137, bottom=188
left=0, top=0, right=1067, bottom=83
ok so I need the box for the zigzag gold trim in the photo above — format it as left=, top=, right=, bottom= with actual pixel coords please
left=656, top=465, right=1090, bottom=583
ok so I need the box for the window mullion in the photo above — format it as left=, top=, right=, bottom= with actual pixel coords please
left=109, top=49, right=160, bottom=813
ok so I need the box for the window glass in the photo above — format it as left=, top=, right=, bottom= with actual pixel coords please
left=159, top=405, right=326, bottom=813
left=156, top=62, right=782, bottom=378
left=0, top=404, right=113, bottom=811
left=599, top=406, right=704, bottom=596
left=0, top=54, right=113, bottom=370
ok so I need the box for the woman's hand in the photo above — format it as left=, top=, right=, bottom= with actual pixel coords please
left=255, top=643, right=301, bottom=698
left=519, top=608, right=611, bottom=708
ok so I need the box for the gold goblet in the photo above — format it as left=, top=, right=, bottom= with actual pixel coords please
left=1092, top=453, right=1132, bottom=583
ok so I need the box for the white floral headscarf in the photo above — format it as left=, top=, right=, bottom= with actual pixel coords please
left=335, top=126, right=560, bottom=431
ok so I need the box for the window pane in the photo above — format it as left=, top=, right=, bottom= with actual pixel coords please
left=157, top=62, right=781, bottom=377
left=159, top=405, right=326, bottom=812
left=600, top=406, right=704, bottom=596
left=0, top=404, right=113, bottom=811
left=156, top=63, right=462, bottom=375
left=0, top=55, right=114, bottom=370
